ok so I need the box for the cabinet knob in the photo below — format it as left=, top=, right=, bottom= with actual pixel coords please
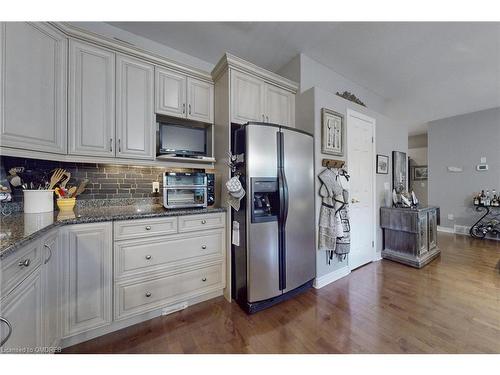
left=202, top=278, right=207, bottom=282
left=145, top=226, right=151, bottom=230
left=145, top=292, right=152, bottom=298
left=201, top=245, right=207, bottom=250
left=201, top=220, right=207, bottom=224
left=18, top=259, right=30, bottom=268
left=145, top=255, right=152, bottom=260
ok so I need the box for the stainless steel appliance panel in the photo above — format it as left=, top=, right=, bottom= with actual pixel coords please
left=281, top=128, right=315, bottom=292
left=246, top=124, right=281, bottom=302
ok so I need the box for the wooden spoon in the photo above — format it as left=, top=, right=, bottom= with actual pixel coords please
left=48, top=168, right=66, bottom=190
left=67, top=186, right=77, bottom=197
left=74, top=178, right=89, bottom=197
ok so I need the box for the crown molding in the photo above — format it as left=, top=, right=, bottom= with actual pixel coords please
left=49, top=22, right=213, bottom=83
left=211, top=53, right=299, bottom=93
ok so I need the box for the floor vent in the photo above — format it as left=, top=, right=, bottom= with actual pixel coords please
left=454, top=225, right=470, bottom=235
left=161, top=301, right=188, bottom=316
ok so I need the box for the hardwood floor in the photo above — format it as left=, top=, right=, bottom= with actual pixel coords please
left=63, top=233, right=500, bottom=354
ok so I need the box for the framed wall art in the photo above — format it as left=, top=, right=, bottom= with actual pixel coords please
left=412, top=165, right=428, bottom=180
left=392, top=151, right=407, bottom=192
left=321, top=108, right=344, bottom=156
left=376, top=154, right=389, bottom=174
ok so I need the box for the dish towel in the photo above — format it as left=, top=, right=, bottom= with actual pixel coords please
left=318, top=168, right=351, bottom=263
left=225, top=176, right=245, bottom=211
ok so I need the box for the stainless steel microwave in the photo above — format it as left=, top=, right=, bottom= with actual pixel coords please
left=162, top=172, right=207, bottom=209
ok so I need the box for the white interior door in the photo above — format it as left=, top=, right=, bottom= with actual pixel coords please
left=347, top=109, right=375, bottom=270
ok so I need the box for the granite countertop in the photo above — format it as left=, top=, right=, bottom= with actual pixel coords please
left=0, top=205, right=226, bottom=259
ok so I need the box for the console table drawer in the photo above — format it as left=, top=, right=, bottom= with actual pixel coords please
left=115, top=263, right=224, bottom=319
left=114, top=229, right=225, bottom=279
left=178, top=213, right=225, bottom=233
left=114, top=217, right=178, bottom=240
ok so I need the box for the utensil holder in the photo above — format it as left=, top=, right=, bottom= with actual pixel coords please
left=57, top=197, right=76, bottom=212
left=23, top=190, right=54, bottom=213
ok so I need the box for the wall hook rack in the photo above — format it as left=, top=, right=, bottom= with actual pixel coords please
left=322, top=158, right=345, bottom=169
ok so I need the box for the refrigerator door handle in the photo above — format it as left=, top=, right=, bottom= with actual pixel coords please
left=277, top=130, right=287, bottom=290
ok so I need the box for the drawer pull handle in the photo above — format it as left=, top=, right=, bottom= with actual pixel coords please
left=201, top=220, right=207, bottom=224
left=201, top=245, right=207, bottom=250
left=43, top=244, right=52, bottom=265
left=145, top=226, right=152, bottom=231
left=145, top=292, right=152, bottom=298
left=145, top=255, right=152, bottom=260
left=18, top=259, right=30, bottom=268
left=202, top=278, right=207, bottom=282
left=0, top=317, right=13, bottom=348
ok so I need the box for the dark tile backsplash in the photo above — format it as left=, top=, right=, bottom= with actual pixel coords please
left=0, top=156, right=188, bottom=203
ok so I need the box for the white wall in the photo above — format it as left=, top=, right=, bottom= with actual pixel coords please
left=279, top=54, right=388, bottom=115
left=296, top=87, right=408, bottom=278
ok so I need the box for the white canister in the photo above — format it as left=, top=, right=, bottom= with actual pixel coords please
left=23, top=190, right=55, bottom=213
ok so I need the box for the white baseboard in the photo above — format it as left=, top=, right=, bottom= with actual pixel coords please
left=373, top=252, right=382, bottom=261
left=437, top=225, right=454, bottom=233
left=313, top=266, right=350, bottom=289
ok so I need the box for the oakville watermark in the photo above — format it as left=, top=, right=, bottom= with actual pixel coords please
left=1, top=346, right=62, bottom=354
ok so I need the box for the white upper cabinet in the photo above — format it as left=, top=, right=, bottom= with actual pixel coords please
left=155, top=67, right=214, bottom=124
left=62, top=222, right=112, bottom=337
left=155, top=67, right=187, bottom=118
left=116, top=54, right=155, bottom=160
left=230, top=69, right=265, bottom=124
left=69, top=40, right=115, bottom=157
left=0, top=22, right=67, bottom=154
left=265, top=83, right=295, bottom=127
left=187, top=77, right=214, bottom=123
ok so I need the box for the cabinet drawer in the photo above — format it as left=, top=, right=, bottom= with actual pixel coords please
left=115, top=263, right=224, bottom=319
left=1, top=240, right=42, bottom=296
left=178, top=213, right=225, bottom=233
left=115, top=229, right=225, bottom=279
left=114, top=217, right=178, bottom=240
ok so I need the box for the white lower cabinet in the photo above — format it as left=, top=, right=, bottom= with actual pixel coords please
left=0, top=268, right=43, bottom=353
left=41, top=230, right=61, bottom=350
left=113, top=213, right=226, bottom=321
left=61, top=222, right=113, bottom=337
left=1, top=213, right=226, bottom=351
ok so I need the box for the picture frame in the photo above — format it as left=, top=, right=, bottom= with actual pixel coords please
left=412, top=165, right=428, bottom=180
left=321, top=108, right=344, bottom=156
left=376, top=154, right=389, bottom=174
left=392, top=151, right=407, bottom=193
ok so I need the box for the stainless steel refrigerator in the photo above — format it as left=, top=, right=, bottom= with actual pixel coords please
left=231, top=122, right=315, bottom=313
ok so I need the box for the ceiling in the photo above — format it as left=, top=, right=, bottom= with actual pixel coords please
left=109, top=22, right=500, bottom=134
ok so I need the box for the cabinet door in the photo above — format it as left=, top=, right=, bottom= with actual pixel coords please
left=116, top=54, right=155, bottom=160
left=0, top=22, right=67, bottom=154
left=0, top=269, right=43, bottom=353
left=418, top=213, right=428, bottom=255
left=69, top=40, right=115, bottom=157
left=265, top=84, right=295, bottom=127
left=62, top=222, right=112, bottom=337
left=41, top=230, right=60, bottom=349
left=428, top=210, right=437, bottom=250
left=230, top=70, right=265, bottom=124
left=187, top=77, right=214, bottom=123
left=155, top=67, right=186, bottom=118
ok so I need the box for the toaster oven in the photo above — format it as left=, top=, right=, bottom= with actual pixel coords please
left=162, top=172, right=208, bottom=209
